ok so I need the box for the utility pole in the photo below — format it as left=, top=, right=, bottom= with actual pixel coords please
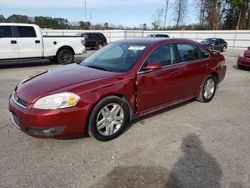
left=84, top=0, right=87, bottom=22
left=163, top=0, right=169, bottom=29
left=90, top=12, right=92, bottom=29
left=248, top=0, right=250, bottom=29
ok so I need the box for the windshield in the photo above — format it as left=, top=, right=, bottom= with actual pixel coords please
left=81, top=42, right=149, bottom=72
left=202, top=38, right=216, bottom=44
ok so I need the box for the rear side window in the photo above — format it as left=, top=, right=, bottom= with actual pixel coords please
left=0, top=26, right=12, bottom=38
left=17, top=26, right=36, bottom=38
left=88, top=34, right=97, bottom=39
left=177, top=43, right=199, bottom=62
left=98, top=34, right=106, bottom=40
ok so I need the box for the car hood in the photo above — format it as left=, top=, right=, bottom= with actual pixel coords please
left=15, top=64, right=120, bottom=103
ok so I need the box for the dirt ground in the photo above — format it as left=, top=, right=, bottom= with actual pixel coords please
left=0, top=49, right=249, bottom=188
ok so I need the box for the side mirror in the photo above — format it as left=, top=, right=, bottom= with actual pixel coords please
left=144, top=62, right=162, bottom=71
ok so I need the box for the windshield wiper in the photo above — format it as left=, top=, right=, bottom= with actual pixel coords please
left=85, top=65, right=111, bottom=72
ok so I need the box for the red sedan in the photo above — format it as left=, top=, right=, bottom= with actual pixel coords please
left=238, top=47, right=250, bottom=69
left=9, top=39, right=226, bottom=141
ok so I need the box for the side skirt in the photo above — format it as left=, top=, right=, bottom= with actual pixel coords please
left=136, top=95, right=196, bottom=118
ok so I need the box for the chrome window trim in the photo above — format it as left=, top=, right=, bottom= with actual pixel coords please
left=137, top=42, right=177, bottom=74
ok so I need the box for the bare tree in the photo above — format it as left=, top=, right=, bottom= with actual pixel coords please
left=175, top=0, right=188, bottom=27
left=152, top=8, right=164, bottom=29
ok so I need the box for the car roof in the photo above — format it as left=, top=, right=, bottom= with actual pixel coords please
left=116, top=38, right=198, bottom=45
left=206, top=38, right=222, bottom=40
left=0, top=23, right=37, bottom=27
left=81, top=32, right=103, bottom=34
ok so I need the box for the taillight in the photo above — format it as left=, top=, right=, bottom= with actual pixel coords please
left=81, top=39, right=85, bottom=46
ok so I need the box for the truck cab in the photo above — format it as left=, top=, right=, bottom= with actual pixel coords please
left=0, top=23, right=85, bottom=64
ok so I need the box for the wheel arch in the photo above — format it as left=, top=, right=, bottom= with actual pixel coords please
left=85, top=93, right=133, bottom=132
left=56, top=45, right=75, bottom=56
left=208, top=72, right=219, bottom=82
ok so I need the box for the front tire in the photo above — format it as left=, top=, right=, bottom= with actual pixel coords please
left=87, top=96, right=130, bottom=141
left=57, top=48, right=74, bottom=64
left=197, top=75, right=217, bottom=103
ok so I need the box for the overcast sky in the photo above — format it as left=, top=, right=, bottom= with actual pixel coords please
left=0, top=0, right=198, bottom=27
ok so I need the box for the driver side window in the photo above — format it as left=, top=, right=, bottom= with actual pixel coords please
left=143, top=43, right=176, bottom=69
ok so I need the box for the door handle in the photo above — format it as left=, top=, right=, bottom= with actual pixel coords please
left=11, top=40, right=17, bottom=44
left=35, top=40, right=40, bottom=44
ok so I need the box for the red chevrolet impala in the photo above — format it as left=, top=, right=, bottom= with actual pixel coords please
left=9, top=39, right=226, bottom=141
left=238, top=47, right=250, bottom=69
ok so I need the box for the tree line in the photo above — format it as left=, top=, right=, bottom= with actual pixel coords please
left=152, top=0, right=250, bottom=30
left=0, top=14, right=114, bottom=30
left=1, top=0, right=250, bottom=31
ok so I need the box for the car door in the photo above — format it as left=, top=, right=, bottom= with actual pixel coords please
left=137, top=43, right=181, bottom=111
left=176, top=43, right=208, bottom=99
left=0, top=26, right=19, bottom=59
left=15, top=26, right=43, bottom=58
left=88, top=33, right=98, bottom=48
left=214, top=39, right=221, bottom=51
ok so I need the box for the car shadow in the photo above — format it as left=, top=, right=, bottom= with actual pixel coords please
left=0, top=57, right=84, bottom=69
left=232, top=64, right=250, bottom=71
left=90, top=133, right=223, bottom=188
left=0, top=59, right=56, bottom=69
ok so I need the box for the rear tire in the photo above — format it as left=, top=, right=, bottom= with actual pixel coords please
left=95, top=43, right=103, bottom=50
left=197, top=75, right=217, bottom=103
left=222, top=45, right=227, bottom=52
left=56, top=48, right=74, bottom=64
left=87, top=96, right=130, bottom=141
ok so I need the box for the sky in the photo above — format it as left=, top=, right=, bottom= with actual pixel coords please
left=0, top=0, right=198, bottom=27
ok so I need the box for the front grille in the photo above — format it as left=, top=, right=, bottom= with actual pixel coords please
left=13, top=93, right=28, bottom=108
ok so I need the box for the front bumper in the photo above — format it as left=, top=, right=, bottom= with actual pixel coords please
left=238, top=56, right=250, bottom=69
left=8, top=94, right=88, bottom=138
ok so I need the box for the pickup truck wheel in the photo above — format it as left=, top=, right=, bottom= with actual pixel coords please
left=197, top=75, right=217, bottom=103
left=87, top=96, right=130, bottom=141
left=57, top=48, right=74, bottom=64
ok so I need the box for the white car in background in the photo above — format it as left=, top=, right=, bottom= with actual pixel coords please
left=0, top=23, right=85, bottom=64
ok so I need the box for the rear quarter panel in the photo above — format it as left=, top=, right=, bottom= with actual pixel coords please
left=43, top=37, right=85, bottom=57
left=207, top=52, right=226, bottom=84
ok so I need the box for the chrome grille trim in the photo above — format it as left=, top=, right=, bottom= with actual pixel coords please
left=12, top=93, right=27, bottom=109
left=10, top=113, right=21, bottom=130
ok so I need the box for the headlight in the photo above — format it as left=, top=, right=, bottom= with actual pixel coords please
left=33, top=92, right=80, bottom=110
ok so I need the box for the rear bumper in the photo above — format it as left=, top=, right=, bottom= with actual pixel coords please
left=238, top=56, right=250, bottom=68
left=8, top=94, right=88, bottom=138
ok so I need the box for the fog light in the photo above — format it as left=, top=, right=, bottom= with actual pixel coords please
left=27, top=126, right=65, bottom=136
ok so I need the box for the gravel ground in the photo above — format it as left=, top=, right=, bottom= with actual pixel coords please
left=0, top=49, right=249, bottom=188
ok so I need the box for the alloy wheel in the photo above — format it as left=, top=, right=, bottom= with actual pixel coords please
left=96, top=103, right=124, bottom=136
left=203, top=79, right=215, bottom=100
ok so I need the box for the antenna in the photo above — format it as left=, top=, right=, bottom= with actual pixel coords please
left=84, top=0, right=87, bottom=22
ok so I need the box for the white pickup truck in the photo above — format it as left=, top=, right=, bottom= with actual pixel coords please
left=0, top=23, right=85, bottom=64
